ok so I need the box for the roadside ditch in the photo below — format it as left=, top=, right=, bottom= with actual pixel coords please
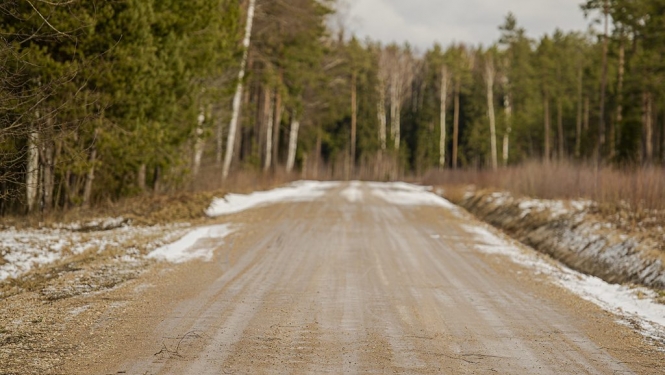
left=443, top=187, right=665, bottom=300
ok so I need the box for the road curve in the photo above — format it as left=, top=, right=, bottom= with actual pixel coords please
left=84, top=182, right=662, bottom=374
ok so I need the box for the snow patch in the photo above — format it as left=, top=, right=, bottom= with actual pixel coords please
left=340, top=181, right=363, bottom=202
left=148, top=224, right=233, bottom=264
left=517, top=197, right=592, bottom=219
left=369, top=182, right=458, bottom=210
left=0, top=223, right=191, bottom=282
left=206, top=181, right=339, bottom=216
left=461, top=223, right=665, bottom=343
left=54, top=216, right=129, bottom=231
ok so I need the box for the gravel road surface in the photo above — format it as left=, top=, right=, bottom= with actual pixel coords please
left=76, top=182, right=663, bottom=374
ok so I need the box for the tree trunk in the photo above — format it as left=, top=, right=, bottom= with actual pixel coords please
left=26, top=127, right=39, bottom=213
left=62, top=169, right=72, bottom=211
left=575, top=66, right=583, bottom=158
left=138, top=164, right=146, bottom=191
left=350, top=72, right=357, bottom=168
left=439, top=65, right=448, bottom=169
left=264, top=88, right=274, bottom=172
left=315, top=126, right=322, bottom=179
left=239, top=67, right=252, bottom=163
left=286, top=114, right=300, bottom=173
left=452, top=80, right=460, bottom=169
left=557, top=99, right=564, bottom=160
left=390, top=71, right=398, bottom=144
left=544, top=92, right=551, bottom=162
left=222, top=0, right=256, bottom=180
left=584, top=96, right=590, bottom=133
left=485, top=58, right=497, bottom=170
left=390, top=70, right=401, bottom=150
left=273, top=89, right=282, bottom=169
left=153, top=166, right=161, bottom=193
left=301, top=153, right=308, bottom=179
left=503, top=83, right=512, bottom=167
left=40, top=139, right=55, bottom=215
left=662, top=109, right=665, bottom=163
left=613, top=36, right=625, bottom=160
left=598, top=0, right=609, bottom=158
left=82, top=128, right=99, bottom=206
left=215, top=110, right=224, bottom=166
left=192, top=107, right=205, bottom=176
left=643, top=92, right=654, bottom=163
left=376, top=83, right=387, bottom=150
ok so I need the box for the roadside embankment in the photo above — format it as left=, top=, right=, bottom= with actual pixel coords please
left=447, top=189, right=665, bottom=292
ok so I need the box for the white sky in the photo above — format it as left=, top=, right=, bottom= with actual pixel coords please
left=344, top=0, right=594, bottom=50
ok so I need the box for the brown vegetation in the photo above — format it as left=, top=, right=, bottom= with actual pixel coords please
left=424, top=161, right=665, bottom=211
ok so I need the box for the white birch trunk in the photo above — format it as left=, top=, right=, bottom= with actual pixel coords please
left=264, top=90, right=274, bottom=171
left=222, top=0, right=256, bottom=180
left=193, top=109, right=205, bottom=176
left=390, top=72, right=400, bottom=149
left=378, top=88, right=387, bottom=151
left=286, top=116, right=300, bottom=173
left=439, top=65, right=448, bottom=169
left=26, top=128, right=39, bottom=213
left=485, top=58, right=498, bottom=170
left=503, top=92, right=512, bottom=167
left=394, top=115, right=401, bottom=150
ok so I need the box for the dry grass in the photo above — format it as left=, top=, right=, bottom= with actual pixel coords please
left=1, top=168, right=298, bottom=229
left=424, top=161, right=665, bottom=211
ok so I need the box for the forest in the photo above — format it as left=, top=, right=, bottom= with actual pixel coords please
left=0, top=0, right=664, bottom=215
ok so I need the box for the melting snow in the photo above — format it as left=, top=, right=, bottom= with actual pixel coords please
left=147, top=224, right=233, bottom=264
left=206, top=181, right=340, bottom=216
left=0, top=223, right=190, bottom=282
left=461, top=223, right=665, bottom=343
left=340, top=181, right=363, bottom=202
left=369, top=182, right=458, bottom=210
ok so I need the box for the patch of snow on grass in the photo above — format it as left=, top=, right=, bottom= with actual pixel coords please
left=0, top=223, right=190, bottom=282
left=148, top=224, right=233, bottom=264
left=461, top=223, right=665, bottom=344
left=206, top=181, right=340, bottom=217
left=340, top=181, right=363, bottom=203
left=54, top=216, right=129, bottom=231
left=369, top=182, right=458, bottom=210
left=479, top=191, right=594, bottom=221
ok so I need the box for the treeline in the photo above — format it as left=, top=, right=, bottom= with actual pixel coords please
left=1, top=0, right=664, bottom=215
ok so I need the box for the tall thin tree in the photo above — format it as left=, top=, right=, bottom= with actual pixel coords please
left=223, top=0, right=256, bottom=180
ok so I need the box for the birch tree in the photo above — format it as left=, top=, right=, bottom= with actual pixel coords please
left=386, top=44, right=414, bottom=151
left=26, top=128, right=40, bottom=212
left=192, top=108, right=206, bottom=176
left=223, top=0, right=256, bottom=180
left=377, top=49, right=390, bottom=151
left=286, top=113, right=300, bottom=173
left=484, top=53, right=498, bottom=170
left=502, top=77, right=512, bottom=167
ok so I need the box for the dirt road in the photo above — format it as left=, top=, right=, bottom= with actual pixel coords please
left=77, top=182, right=663, bottom=374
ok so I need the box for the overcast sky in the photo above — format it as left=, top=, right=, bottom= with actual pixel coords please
left=345, top=0, right=593, bottom=50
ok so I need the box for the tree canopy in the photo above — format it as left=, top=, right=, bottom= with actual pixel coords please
left=1, top=0, right=664, bottom=215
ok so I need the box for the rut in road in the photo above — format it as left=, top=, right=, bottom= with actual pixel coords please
left=117, top=182, right=639, bottom=374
